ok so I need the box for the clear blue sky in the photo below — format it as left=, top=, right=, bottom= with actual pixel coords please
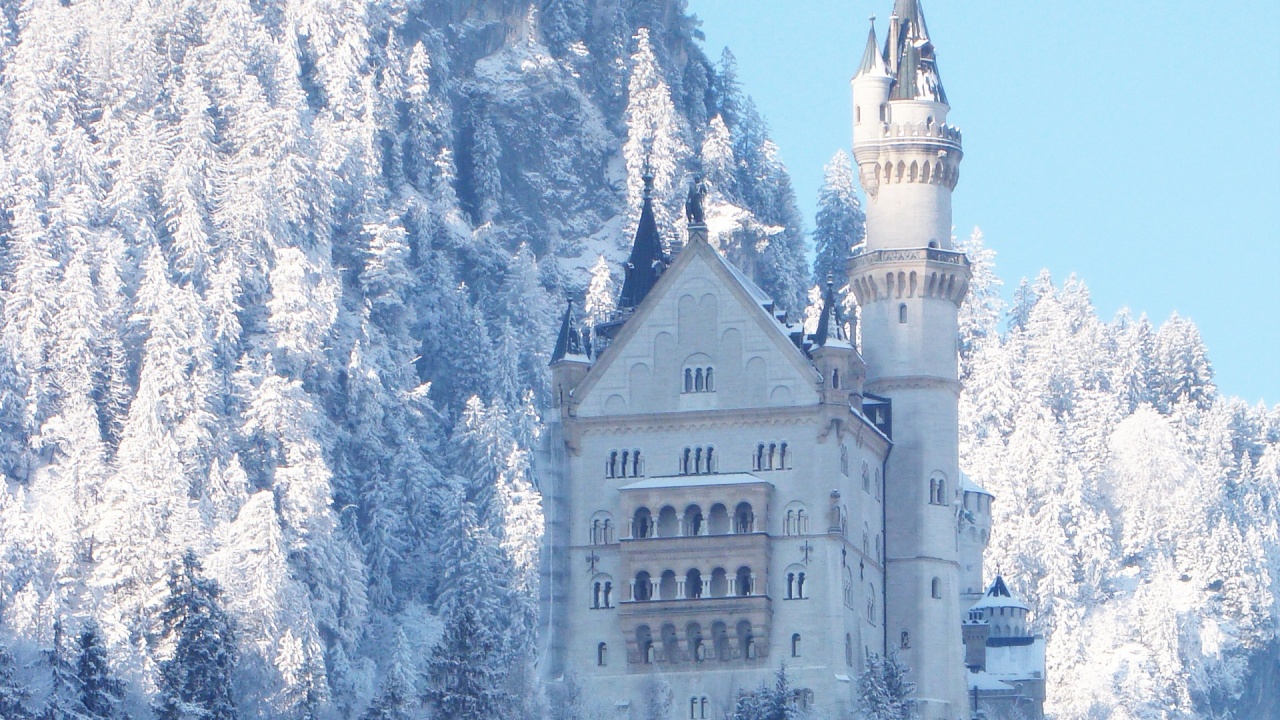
left=688, top=0, right=1280, bottom=405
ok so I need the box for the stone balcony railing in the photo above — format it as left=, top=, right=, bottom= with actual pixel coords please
left=848, top=247, right=970, bottom=270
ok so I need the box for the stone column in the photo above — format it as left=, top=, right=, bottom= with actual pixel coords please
left=677, top=579, right=686, bottom=599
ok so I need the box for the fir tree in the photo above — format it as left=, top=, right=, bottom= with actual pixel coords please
left=856, top=652, right=916, bottom=720
left=732, top=665, right=797, bottom=720
left=424, top=602, right=513, bottom=719
left=75, top=620, right=125, bottom=720
left=584, top=255, right=617, bottom=329
left=811, top=150, right=864, bottom=288
left=0, top=640, right=31, bottom=720
left=41, top=619, right=79, bottom=720
left=154, top=550, right=238, bottom=720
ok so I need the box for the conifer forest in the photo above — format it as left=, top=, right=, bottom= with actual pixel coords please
left=0, top=0, right=1274, bottom=718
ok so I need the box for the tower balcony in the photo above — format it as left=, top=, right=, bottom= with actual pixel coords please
left=847, top=247, right=972, bottom=308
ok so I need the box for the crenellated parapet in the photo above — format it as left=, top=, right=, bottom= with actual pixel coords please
left=847, top=248, right=971, bottom=307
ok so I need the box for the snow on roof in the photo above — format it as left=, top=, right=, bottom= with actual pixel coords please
left=970, top=575, right=1030, bottom=611
left=967, top=671, right=1015, bottom=692
left=985, top=637, right=1046, bottom=681
left=619, top=473, right=773, bottom=491
left=959, top=470, right=991, bottom=496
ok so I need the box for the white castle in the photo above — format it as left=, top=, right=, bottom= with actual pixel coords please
left=540, top=2, right=1044, bottom=718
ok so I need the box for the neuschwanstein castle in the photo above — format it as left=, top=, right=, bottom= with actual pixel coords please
left=540, top=2, right=1045, bottom=718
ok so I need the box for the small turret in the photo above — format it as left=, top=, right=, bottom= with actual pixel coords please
left=550, top=300, right=591, bottom=414
left=808, top=278, right=865, bottom=405
left=851, top=17, right=894, bottom=160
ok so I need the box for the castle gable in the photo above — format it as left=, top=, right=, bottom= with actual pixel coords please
left=572, top=241, right=820, bottom=418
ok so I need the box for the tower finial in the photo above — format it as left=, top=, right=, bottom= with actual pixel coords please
left=641, top=157, right=655, bottom=200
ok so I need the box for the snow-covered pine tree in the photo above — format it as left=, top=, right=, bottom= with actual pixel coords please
left=424, top=602, right=514, bottom=719
left=154, top=550, right=238, bottom=720
left=856, top=651, right=916, bottom=720
left=623, top=27, right=690, bottom=237
left=0, top=640, right=31, bottom=720
left=75, top=619, right=125, bottom=720
left=731, top=665, right=798, bottom=720
left=584, top=255, right=618, bottom=329
left=41, top=619, right=80, bottom=720
left=811, top=149, right=864, bottom=288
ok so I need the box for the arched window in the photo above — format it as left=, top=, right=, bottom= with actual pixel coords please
left=754, top=443, right=765, bottom=471
left=660, top=570, right=678, bottom=600
left=681, top=448, right=691, bottom=475
left=684, top=368, right=693, bottom=393
left=843, top=567, right=854, bottom=608
left=899, top=303, right=908, bottom=324
left=684, top=504, right=704, bottom=536
left=603, top=580, right=613, bottom=607
left=633, top=508, right=652, bottom=539
left=695, top=447, right=704, bottom=475
left=867, top=584, right=877, bottom=624
left=598, top=642, right=607, bottom=666
left=686, top=568, right=703, bottom=599
left=856, top=105, right=861, bottom=123
left=798, top=509, right=807, bottom=533
left=797, top=572, right=806, bottom=599
left=620, top=450, right=629, bottom=478
left=736, top=566, right=753, bottom=596
left=791, top=633, right=801, bottom=657
left=832, top=368, right=840, bottom=389
left=786, top=572, right=795, bottom=599
left=634, top=572, right=652, bottom=601
left=695, top=368, right=705, bottom=392
left=705, top=368, right=714, bottom=392
left=633, top=450, right=642, bottom=477
left=607, top=451, right=617, bottom=478
left=767, top=443, right=776, bottom=470
left=737, top=620, right=756, bottom=659
left=637, top=626, right=654, bottom=664
left=734, top=503, right=754, bottom=534
left=688, top=623, right=705, bottom=662
left=779, top=442, right=788, bottom=469
left=931, top=577, right=942, bottom=599
left=705, top=446, right=715, bottom=474
left=593, top=581, right=601, bottom=609
left=901, top=630, right=910, bottom=649
left=862, top=462, right=871, bottom=494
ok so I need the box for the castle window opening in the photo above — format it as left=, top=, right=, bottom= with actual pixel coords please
left=737, top=620, right=756, bottom=659
left=633, top=572, right=652, bottom=602
left=637, top=626, right=654, bottom=664
left=832, top=368, right=840, bottom=389
left=899, top=303, right=908, bottom=323
left=598, top=642, right=607, bottom=666
left=688, top=623, right=705, bottom=662
left=734, top=502, right=755, bottom=533
left=684, top=504, right=704, bottom=536
left=632, top=507, right=653, bottom=539
left=686, top=568, right=703, bottom=599
left=791, top=633, right=801, bottom=657
left=711, top=567, right=729, bottom=597
left=683, top=365, right=715, bottom=393
left=931, top=577, right=942, bottom=599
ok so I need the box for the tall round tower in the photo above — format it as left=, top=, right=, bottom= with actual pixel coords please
left=847, top=3, right=970, bottom=718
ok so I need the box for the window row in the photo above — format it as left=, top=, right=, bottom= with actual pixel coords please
left=678, top=446, right=716, bottom=475
left=629, top=502, right=755, bottom=539
left=589, top=515, right=615, bottom=545
left=605, top=450, right=643, bottom=479
left=634, top=620, right=758, bottom=664
left=630, top=566, right=758, bottom=602
left=683, top=366, right=715, bottom=393
left=590, top=578, right=615, bottom=609
left=751, top=442, right=791, bottom=471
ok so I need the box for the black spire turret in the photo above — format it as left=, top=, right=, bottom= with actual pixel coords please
left=550, top=299, right=584, bottom=364
left=617, top=167, right=667, bottom=310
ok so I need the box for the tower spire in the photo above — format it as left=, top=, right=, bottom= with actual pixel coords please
left=854, top=16, right=888, bottom=78
left=885, top=0, right=947, bottom=103
left=617, top=168, right=667, bottom=310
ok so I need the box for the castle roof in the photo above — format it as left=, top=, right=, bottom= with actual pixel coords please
left=971, top=575, right=1030, bottom=612
left=550, top=299, right=587, bottom=364
left=959, top=471, right=992, bottom=497
left=617, top=170, right=667, bottom=311
left=854, top=18, right=888, bottom=78
left=619, top=472, right=774, bottom=491
left=884, top=0, right=948, bottom=104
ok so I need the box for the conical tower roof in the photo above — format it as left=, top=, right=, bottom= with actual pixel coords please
left=618, top=170, right=667, bottom=310
left=812, top=277, right=851, bottom=348
left=854, top=17, right=888, bottom=78
left=970, top=575, right=1029, bottom=612
left=884, top=0, right=948, bottom=104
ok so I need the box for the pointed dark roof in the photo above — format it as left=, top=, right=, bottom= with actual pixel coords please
left=618, top=171, right=667, bottom=310
left=550, top=299, right=584, bottom=364
left=813, top=277, right=850, bottom=348
left=854, top=17, right=887, bottom=78
left=884, top=0, right=948, bottom=104
left=971, top=574, right=1030, bottom=611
